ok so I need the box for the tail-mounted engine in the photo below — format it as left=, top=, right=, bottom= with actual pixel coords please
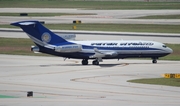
left=31, top=46, right=39, bottom=53
left=54, top=44, right=82, bottom=53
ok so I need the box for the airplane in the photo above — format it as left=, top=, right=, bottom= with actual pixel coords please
left=11, top=21, right=173, bottom=65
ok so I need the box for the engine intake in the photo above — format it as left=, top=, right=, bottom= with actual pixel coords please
left=31, top=46, right=39, bottom=52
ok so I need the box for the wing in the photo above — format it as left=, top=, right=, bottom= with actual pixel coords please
left=89, top=48, right=118, bottom=59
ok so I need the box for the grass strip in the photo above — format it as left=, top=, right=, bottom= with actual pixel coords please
left=0, top=1, right=180, bottom=9
left=133, top=15, right=180, bottom=19
left=0, top=37, right=179, bottom=60
left=0, top=37, right=50, bottom=56
left=0, top=95, right=17, bottom=98
left=128, top=78, right=180, bottom=87
left=1, top=24, right=180, bottom=33
left=0, top=13, right=95, bottom=17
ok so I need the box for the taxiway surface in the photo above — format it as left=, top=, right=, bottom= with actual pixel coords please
left=0, top=55, right=180, bottom=106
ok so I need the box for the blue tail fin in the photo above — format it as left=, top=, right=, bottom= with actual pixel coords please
left=11, top=21, right=67, bottom=46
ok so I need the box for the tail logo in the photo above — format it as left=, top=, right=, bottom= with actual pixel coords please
left=41, top=32, right=51, bottom=43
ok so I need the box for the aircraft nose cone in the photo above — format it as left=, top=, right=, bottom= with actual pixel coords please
left=167, top=47, right=173, bottom=54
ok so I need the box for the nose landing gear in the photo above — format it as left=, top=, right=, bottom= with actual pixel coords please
left=82, top=59, right=88, bottom=65
left=152, top=58, right=157, bottom=64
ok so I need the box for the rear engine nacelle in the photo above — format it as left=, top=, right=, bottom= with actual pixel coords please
left=54, top=44, right=82, bottom=53
left=58, top=34, right=76, bottom=40
left=31, top=46, right=39, bottom=52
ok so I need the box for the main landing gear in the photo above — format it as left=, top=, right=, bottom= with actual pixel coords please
left=92, top=60, right=99, bottom=65
left=82, top=59, right=88, bottom=65
left=81, top=59, right=99, bottom=65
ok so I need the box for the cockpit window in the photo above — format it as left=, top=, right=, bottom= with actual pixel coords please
left=162, top=45, right=167, bottom=48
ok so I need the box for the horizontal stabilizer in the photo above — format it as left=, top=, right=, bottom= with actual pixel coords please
left=11, top=21, right=37, bottom=27
left=19, top=22, right=36, bottom=25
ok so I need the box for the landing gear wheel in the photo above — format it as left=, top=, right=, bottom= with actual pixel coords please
left=152, top=59, right=157, bottom=64
left=82, top=59, right=88, bottom=65
left=92, top=60, right=99, bottom=65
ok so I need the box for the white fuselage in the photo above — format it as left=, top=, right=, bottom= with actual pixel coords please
left=71, top=40, right=173, bottom=55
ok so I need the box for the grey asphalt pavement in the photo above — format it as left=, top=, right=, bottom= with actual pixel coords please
left=0, top=55, right=180, bottom=106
